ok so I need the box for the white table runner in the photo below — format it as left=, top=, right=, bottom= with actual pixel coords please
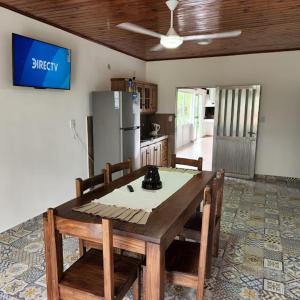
left=74, top=168, right=199, bottom=224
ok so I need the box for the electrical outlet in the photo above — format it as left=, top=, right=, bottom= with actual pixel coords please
left=168, top=115, right=173, bottom=122
left=69, top=119, right=76, bottom=129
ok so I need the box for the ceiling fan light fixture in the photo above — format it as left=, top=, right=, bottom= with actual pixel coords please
left=160, top=35, right=183, bottom=49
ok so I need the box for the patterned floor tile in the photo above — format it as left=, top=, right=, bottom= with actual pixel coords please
left=17, top=284, right=46, bottom=300
left=264, top=269, right=285, bottom=282
left=0, top=279, right=27, bottom=296
left=0, top=234, right=19, bottom=245
left=283, top=254, right=300, bottom=279
left=260, top=290, right=288, bottom=299
left=264, top=258, right=283, bottom=271
left=212, top=279, right=243, bottom=300
left=285, top=280, right=300, bottom=299
left=264, top=279, right=285, bottom=295
left=16, top=268, right=44, bottom=284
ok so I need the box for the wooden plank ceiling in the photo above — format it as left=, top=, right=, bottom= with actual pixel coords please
left=1, top=0, right=300, bottom=61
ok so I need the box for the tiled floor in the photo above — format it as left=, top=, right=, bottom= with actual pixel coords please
left=176, top=137, right=213, bottom=171
left=0, top=178, right=300, bottom=299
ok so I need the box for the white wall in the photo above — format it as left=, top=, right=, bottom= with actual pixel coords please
left=146, top=52, right=300, bottom=178
left=0, top=7, right=145, bottom=232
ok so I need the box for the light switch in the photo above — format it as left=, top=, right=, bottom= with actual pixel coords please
left=69, top=119, right=76, bottom=129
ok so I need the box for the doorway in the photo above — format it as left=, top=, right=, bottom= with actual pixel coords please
left=175, top=87, right=216, bottom=171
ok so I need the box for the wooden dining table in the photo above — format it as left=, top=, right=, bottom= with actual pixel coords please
left=43, top=166, right=215, bottom=300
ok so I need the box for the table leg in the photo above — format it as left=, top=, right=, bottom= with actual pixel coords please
left=145, top=242, right=165, bottom=300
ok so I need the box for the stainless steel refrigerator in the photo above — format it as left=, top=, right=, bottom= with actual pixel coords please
left=92, top=91, right=140, bottom=176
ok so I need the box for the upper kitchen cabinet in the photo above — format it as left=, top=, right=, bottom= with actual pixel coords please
left=111, top=78, right=158, bottom=114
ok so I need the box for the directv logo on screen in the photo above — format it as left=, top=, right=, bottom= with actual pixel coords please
left=12, top=33, right=71, bottom=90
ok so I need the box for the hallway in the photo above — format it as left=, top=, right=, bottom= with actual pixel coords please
left=176, top=136, right=213, bottom=171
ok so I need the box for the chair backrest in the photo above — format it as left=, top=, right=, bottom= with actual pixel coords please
left=171, top=154, right=203, bottom=171
left=46, top=209, right=114, bottom=299
left=105, top=159, right=133, bottom=183
left=197, top=186, right=212, bottom=299
left=75, top=169, right=107, bottom=197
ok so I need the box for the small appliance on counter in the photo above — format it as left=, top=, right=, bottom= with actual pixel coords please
left=142, top=166, right=162, bottom=190
left=150, top=123, right=161, bottom=137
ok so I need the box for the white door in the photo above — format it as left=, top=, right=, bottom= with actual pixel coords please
left=212, top=85, right=261, bottom=179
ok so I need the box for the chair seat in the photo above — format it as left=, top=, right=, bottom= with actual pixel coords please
left=166, top=240, right=200, bottom=275
left=59, top=249, right=140, bottom=299
left=184, top=211, right=203, bottom=231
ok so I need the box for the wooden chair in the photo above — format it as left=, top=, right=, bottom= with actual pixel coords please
left=182, top=169, right=225, bottom=277
left=171, top=154, right=203, bottom=171
left=45, top=209, right=141, bottom=300
left=105, top=159, right=133, bottom=183
left=143, top=186, right=212, bottom=300
left=75, top=170, right=108, bottom=256
left=171, top=154, right=203, bottom=240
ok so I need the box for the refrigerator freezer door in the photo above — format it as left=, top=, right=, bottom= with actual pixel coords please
left=120, top=92, right=140, bottom=129
left=121, top=128, right=141, bottom=170
left=92, top=91, right=122, bottom=175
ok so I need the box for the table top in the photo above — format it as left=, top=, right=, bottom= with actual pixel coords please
left=53, top=166, right=215, bottom=245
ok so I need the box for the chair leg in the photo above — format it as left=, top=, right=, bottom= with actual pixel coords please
left=133, top=269, right=141, bottom=300
left=205, top=252, right=212, bottom=279
left=213, top=223, right=221, bottom=258
left=79, top=239, right=86, bottom=257
left=142, top=267, right=147, bottom=300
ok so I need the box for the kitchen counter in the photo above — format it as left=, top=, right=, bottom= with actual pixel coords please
left=140, top=135, right=168, bottom=147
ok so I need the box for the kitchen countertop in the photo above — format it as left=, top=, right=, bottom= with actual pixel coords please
left=140, top=135, right=168, bottom=147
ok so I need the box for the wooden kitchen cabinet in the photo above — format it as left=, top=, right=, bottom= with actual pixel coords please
left=140, top=146, right=148, bottom=167
left=140, top=138, right=168, bottom=167
left=111, top=78, right=158, bottom=114
left=152, top=142, right=161, bottom=166
left=161, top=139, right=168, bottom=166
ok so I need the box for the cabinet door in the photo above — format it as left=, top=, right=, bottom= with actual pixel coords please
left=111, top=79, right=127, bottom=91
left=144, top=85, right=151, bottom=113
left=136, top=83, right=145, bottom=112
left=154, top=142, right=162, bottom=166
left=150, top=85, right=158, bottom=113
left=147, top=144, right=155, bottom=165
left=161, top=139, right=168, bottom=167
left=140, top=146, right=148, bottom=167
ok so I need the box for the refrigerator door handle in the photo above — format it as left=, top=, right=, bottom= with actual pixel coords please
left=121, top=126, right=140, bottom=131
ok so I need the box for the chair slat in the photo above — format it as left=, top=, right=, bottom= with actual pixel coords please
left=105, top=159, right=133, bottom=183
left=171, top=154, right=203, bottom=171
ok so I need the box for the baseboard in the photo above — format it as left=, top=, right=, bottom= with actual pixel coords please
left=254, top=174, right=300, bottom=188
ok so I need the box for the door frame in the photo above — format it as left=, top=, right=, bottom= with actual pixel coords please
left=175, top=86, right=217, bottom=152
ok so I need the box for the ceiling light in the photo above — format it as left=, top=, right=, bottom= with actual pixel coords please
left=197, top=39, right=212, bottom=45
left=160, top=35, right=183, bottom=49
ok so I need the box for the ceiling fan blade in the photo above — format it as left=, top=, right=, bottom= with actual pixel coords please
left=117, top=22, right=163, bottom=39
left=150, top=44, right=165, bottom=52
left=182, top=30, right=242, bottom=41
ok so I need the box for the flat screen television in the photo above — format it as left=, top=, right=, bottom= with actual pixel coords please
left=12, top=33, right=71, bottom=90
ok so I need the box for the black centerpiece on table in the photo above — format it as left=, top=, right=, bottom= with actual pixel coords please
left=142, top=166, right=162, bottom=190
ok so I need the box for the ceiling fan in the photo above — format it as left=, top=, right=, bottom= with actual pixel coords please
left=117, top=0, right=242, bottom=51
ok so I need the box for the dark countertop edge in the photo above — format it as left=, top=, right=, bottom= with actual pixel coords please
left=140, top=135, right=168, bottom=147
